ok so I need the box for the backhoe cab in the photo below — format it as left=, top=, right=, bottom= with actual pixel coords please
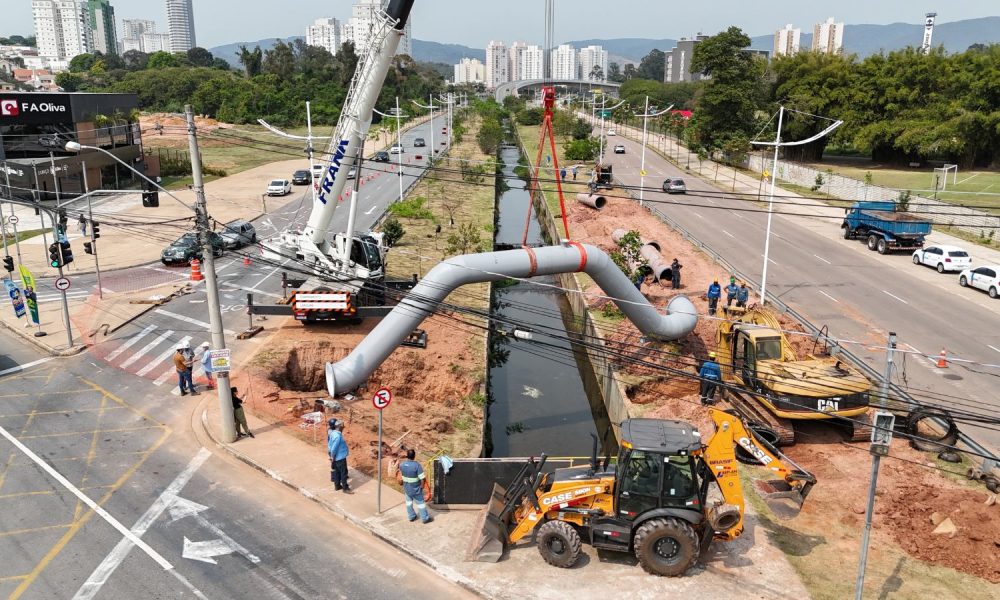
left=468, top=409, right=815, bottom=577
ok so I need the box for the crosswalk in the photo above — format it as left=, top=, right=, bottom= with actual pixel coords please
left=96, top=320, right=211, bottom=395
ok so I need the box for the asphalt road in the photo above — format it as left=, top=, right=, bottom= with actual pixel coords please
left=602, top=131, right=1000, bottom=451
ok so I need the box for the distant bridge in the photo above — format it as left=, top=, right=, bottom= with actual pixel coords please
left=494, top=79, right=620, bottom=102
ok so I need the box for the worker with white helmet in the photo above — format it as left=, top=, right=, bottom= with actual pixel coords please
left=199, top=341, right=215, bottom=389
left=173, top=341, right=196, bottom=396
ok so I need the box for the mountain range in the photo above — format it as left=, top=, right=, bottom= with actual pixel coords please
left=209, top=16, right=1000, bottom=69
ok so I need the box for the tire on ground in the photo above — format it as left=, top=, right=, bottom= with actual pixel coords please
left=906, top=407, right=959, bottom=451
left=633, top=517, right=699, bottom=577
left=536, top=520, right=582, bottom=569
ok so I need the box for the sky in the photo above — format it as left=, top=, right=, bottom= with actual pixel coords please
left=6, top=1, right=999, bottom=49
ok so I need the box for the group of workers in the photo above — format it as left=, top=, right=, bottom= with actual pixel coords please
left=706, top=276, right=749, bottom=316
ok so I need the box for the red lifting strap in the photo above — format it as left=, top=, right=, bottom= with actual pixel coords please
left=567, top=241, right=587, bottom=272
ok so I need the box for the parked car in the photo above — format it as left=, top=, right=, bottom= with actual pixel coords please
left=662, top=178, right=687, bottom=194
left=219, top=219, right=257, bottom=249
left=607, top=130, right=616, bottom=136
left=959, top=265, right=1000, bottom=298
left=389, top=144, right=404, bottom=154
left=347, top=167, right=357, bottom=179
left=312, top=163, right=325, bottom=179
left=912, top=245, right=971, bottom=273
left=267, top=179, right=292, bottom=196
left=161, top=232, right=224, bottom=266
left=291, top=169, right=311, bottom=185
left=413, top=137, right=426, bottom=147
left=372, top=150, right=390, bottom=162
left=613, top=144, right=625, bottom=154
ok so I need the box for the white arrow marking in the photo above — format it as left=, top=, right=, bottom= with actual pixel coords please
left=168, top=496, right=209, bottom=522
left=183, top=537, right=235, bottom=565
left=365, top=205, right=377, bottom=215
left=171, top=495, right=261, bottom=564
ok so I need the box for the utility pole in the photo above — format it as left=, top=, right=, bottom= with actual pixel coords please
left=186, top=104, right=237, bottom=443
left=395, top=97, right=404, bottom=205
left=81, top=161, right=104, bottom=299
left=854, top=331, right=897, bottom=600
left=306, top=101, right=317, bottom=206
left=49, top=152, right=73, bottom=349
left=636, top=98, right=673, bottom=208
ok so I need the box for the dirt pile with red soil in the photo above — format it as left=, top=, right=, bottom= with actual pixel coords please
left=139, top=113, right=227, bottom=147
left=232, top=315, right=484, bottom=476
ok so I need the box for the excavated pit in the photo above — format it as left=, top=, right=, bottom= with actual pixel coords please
left=269, top=343, right=338, bottom=392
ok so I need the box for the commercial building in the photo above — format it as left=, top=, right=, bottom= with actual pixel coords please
left=0, top=92, right=143, bottom=202
left=550, top=44, right=577, bottom=80
left=32, top=1, right=94, bottom=61
left=664, top=35, right=708, bottom=83
left=773, top=24, right=800, bottom=56
left=166, top=0, right=196, bottom=53
left=578, top=45, right=608, bottom=81
left=87, top=0, right=117, bottom=55
left=345, top=0, right=412, bottom=57
left=485, top=40, right=509, bottom=89
left=453, top=58, right=484, bottom=85
left=812, top=17, right=844, bottom=54
left=306, top=17, right=343, bottom=56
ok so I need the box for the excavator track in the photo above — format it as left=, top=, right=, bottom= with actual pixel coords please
left=844, top=410, right=873, bottom=442
left=720, top=389, right=797, bottom=446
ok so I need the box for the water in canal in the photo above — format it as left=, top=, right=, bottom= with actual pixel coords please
left=484, top=145, right=615, bottom=458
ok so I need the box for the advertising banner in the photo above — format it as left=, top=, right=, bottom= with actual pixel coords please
left=3, top=278, right=25, bottom=318
left=18, top=264, right=39, bottom=325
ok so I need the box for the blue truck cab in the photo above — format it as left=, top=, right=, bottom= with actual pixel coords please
left=841, top=201, right=933, bottom=254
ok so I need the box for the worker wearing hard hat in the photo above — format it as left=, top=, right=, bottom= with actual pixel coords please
left=699, top=351, right=722, bottom=405
left=707, top=278, right=722, bottom=316
left=736, top=281, right=750, bottom=308
left=173, top=341, right=196, bottom=396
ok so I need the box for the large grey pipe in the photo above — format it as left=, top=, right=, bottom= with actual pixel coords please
left=326, top=242, right=698, bottom=396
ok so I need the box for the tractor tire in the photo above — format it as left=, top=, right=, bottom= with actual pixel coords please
left=876, top=238, right=888, bottom=254
left=867, top=235, right=879, bottom=251
left=905, top=407, right=959, bottom=452
left=536, top=520, right=582, bottom=569
left=633, top=518, right=699, bottom=577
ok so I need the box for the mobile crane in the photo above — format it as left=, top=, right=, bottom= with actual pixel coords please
left=468, top=408, right=816, bottom=577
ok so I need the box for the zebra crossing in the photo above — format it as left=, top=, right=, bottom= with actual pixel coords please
left=97, top=322, right=211, bottom=395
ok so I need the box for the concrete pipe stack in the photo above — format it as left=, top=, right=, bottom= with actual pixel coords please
left=576, top=192, right=607, bottom=210
left=611, top=229, right=671, bottom=282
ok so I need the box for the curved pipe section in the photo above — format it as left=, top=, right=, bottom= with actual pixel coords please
left=612, top=228, right=660, bottom=252
left=576, top=193, right=607, bottom=210
left=326, top=242, right=697, bottom=396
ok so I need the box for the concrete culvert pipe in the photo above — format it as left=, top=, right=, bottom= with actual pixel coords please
left=612, top=229, right=660, bottom=253
left=326, top=242, right=698, bottom=396
left=639, top=244, right=672, bottom=281
left=576, top=193, right=607, bottom=210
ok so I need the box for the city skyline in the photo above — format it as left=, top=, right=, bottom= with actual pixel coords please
left=6, top=0, right=997, bottom=50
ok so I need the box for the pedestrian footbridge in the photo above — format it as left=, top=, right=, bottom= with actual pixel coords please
left=494, top=79, right=620, bottom=102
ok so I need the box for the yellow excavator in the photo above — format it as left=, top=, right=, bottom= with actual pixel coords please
left=715, top=306, right=873, bottom=444
left=467, top=409, right=815, bottom=577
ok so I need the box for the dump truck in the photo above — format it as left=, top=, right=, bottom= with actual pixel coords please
left=841, top=200, right=932, bottom=254
left=467, top=409, right=816, bottom=577
left=716, top=306, right=873, bottom=445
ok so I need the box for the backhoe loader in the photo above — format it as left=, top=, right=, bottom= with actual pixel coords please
left=467, top=409, right=815, bottom=577
left=716, top=305, right=873, bottom=444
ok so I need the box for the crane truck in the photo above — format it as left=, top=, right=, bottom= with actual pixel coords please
left=468, top=408, right=816, bottom=577
left=263, top=0, right=415, bottom=321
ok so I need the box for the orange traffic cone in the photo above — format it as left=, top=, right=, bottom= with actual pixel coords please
left=243, top=255, right=251, bottom=267
left=936, top=348, right=947, bottom=368
left=190, top=259, right=204, bottom=281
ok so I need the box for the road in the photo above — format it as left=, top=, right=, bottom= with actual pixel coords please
left=601, top=130, right=1000, bottom=451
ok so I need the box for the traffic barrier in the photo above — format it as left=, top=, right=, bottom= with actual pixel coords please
left=190, top=259, right=204, bottom=281
left=937, top=348, right=948, bottom=368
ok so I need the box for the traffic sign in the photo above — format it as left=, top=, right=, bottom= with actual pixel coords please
left=54, top=277, right=70, bottom=291
left=7, top=215, right=18, bottom=225
left=372, top=387, right=392, bottom=410
left=209, top=349, right=232, bottom=372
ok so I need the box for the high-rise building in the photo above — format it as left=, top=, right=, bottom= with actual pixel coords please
left=773, top=24, right=800, bottom=56
left=166, top=0, right=196, bottom=52
left=520, top=44, right=543, bottom=80
left=508, top=41, right=527, bottom=82
left=812, top=17, right=844, bottom=54
left=142, top=32, right=170, bottom=53
left=346, top=0, right=412, bottom=57
left=485, top=40, right=509, bottom=89
left=550, top=44, right=576, bottom=80
left=578, top=44, right=608, bottom=81
left=664, top=36, right=709, bottom=83
left=32, top=1, right=93, bottom=61
left=453, top=57, right=484, bottom=85
left=87, top=0, right=117, bottom=55
left=306, top=17, right=343, bottom=56
left=121, top=19, right=154, bottom=53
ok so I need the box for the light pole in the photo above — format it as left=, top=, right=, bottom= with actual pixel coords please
left=374, top=98, right=408, bottom=205
left=46, top=151, right=74, bottom=349
left=635, top=97, right=673, bottom=207
left=259, top=102, right=334, bottom=208
left=411, top=95, right=437, bottom=160
left=80, top=160, right=104, bottom=300
left=751, top=106, right=843, bottom=305
left=596, top=97, right=626, bottom=160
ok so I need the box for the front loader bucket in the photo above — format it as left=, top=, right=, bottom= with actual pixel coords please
left=755, top=477, right=814, bottom=508
left=465, top=483, right=509, bottom=562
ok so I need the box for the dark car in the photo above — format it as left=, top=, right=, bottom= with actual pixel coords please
left=413, top=137, right=426, bottom=147
left=161, top=232, right=225, bottom=266
left=292, top=169, right=311, bottom=185
left=372, top=150, right=390, bottom=162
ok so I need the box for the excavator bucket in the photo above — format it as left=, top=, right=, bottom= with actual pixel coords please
left=755, top=477, right=814, bottom=508
left=465, top=483, right=510, bottom=562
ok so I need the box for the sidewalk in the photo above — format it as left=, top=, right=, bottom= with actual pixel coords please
left=198, top=396, right=809, bottom=600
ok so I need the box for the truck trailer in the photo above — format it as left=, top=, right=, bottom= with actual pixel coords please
left=841, top=201, right=932, bottom=254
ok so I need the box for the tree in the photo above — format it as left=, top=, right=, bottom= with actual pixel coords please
left=622, top=63, right=637, bottom=80
left=55, top=72, right=86, bottom=92
left=381, top=217, right=405, bottom=247
left=69, top=53, right=97, bottom=73
left=187, top=47, right=215, bottom=67
left=476, top=117, right=504, bottom=154
left=263, top=40, right=296, bottom=79
left=607, top=62, right=623, bottom=83
left=564, top=137, right=600, bottom=160
left=147, top=51, right=180, bottom=69
left=236, top=45, right=262, bottom=77
left=589, top=64, right=604, bottom=82
left=637, top=49, right=666, bottom=82
left=445, top=222, right=485, bottom=256
left=516, top=107, right=542, bottom=125
left=211, top=57, right=231, bottom=70
left=609, top=230, right=648, bottom=282
left=122, top=50, right=148, bottom=70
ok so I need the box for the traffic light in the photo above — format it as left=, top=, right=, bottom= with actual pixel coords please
left=83, top=241, right=93, bottom=255
left=91, top=221, right=100, bottom=240
left=49, top=243, right=62, bottom=268
left=60, top=241, right=74, bottom=266
left=57, top=209, right=68, bottom=235
left=2, top=256, right=13, bottom=272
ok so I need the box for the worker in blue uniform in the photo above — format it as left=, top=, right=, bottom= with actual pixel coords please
left=399, top=449, right=433, bottom=524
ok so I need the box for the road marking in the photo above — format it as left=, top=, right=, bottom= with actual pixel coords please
left=105, top=324, right=158, bottom=361
left=137, top=335, right=191, bottom=377
left=813, top=254, right=831, bottom=265
left=153, top=309, right=236, bottom=336
left=693, top=212, right=704, bottom=219
left=760, top=254, right=778, bottom=266
left=882, top=290, right=909, bottom=305
left=818, top=290, right=839, bottom=303
left=722, top=230, right=735, bottom=238
left=732, top=213, right=744, bottom=220
left=171, top=496, right=260, bottom=564
left=988, top=344, right=1000, bottom=355
left=120, top=330, right=174, bottom=368
left=0, top=356, right=56, bottom=377
left=72, top=448, right=212, bottom=600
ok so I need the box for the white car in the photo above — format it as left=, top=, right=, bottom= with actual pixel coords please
left=613, top=144, right=625, bottom=154
left=312, top=163, right=325, bottom=179
left=389, top=144, right=404, bottom=154
left=959, top=265, right=1000, bottom=298
left=607, top=130, right=616, bottom=136
left=912, top=245, right=971, bottom=273
left=266, top=179, right=292, bottom=196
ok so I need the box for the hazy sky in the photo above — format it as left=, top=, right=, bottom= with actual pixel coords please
left=6, top=1, right=998, bottom=49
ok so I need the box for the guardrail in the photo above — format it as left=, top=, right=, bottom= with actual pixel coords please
left=615, top=175, right=999, bottom=478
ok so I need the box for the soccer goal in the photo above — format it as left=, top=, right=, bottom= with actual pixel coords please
left=933, top=164, right=958, bottom=191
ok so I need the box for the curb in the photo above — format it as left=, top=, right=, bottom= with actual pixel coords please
left=0, top=317, right=88, bottom=357
left=197, top=407, right=488, bottom=599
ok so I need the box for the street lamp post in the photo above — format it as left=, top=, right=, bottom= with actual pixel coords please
left=635, top=97, right=673, bottom=208
left=412, top=95, right=437, bottom=160
left=47, top=151, right=73, bottom=349
left=373, top=98, right=408, bottom=205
